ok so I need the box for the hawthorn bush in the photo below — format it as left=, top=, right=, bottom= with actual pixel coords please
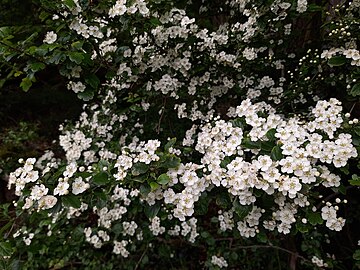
left=1, top=0, right=360, bottom=269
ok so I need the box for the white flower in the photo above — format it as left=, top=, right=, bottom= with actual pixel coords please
left=54, top=181, right=70, bottom=196
left=43, top=31, right=57, bottom=44
left=38, top=195, right=58, bottom=209
left=72, top=177, right=90, bottom=195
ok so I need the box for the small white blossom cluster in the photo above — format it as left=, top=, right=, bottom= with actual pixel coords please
left=180, top=217, right=199, bottom=243
left=67, top=81, right=86, bottom=93
left=312, top=255, right=328, bottom=268
left=237, top=206, right=263, bottom=237
left=321, top=204, right=346, bottom=231
left=8, top=158, right=58, bottom=211
left=84, top=227, right=110, bottom=249
left=296, top=0, right=308, bottom=13
left=218, top=210, right=235, bottom=232
left=108, top=0, right=149, bottom=18
left=211, top=255, right=228, bottom=268
left=59, top=130, right=92, bottom=161
left=149, top=216, right=165, bottom=236
left=113, top=240, right=130, bottom=257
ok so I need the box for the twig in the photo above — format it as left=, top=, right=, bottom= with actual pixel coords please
left=134, top=245, right=148, bottom=270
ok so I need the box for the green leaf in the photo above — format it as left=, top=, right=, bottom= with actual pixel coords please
left=265, top=128, right=276, bottom=141
left=328, top=56, right=346, bottom=67
left=150, top=17, right=161, bottom=26
left=157, top=174, right=170, bottom=185
left=256, top=231, right=268, bottom=243
left=85, top=74, right=100, bottom=89
left=261, top=141, right=274, bottom=152
left=140, top=184, right=151, bottom=196
left=242, top=138, right=261, bottom=149
left=354, top=126, right=360, bottom=137
left=62, top=194, right=81, bottom=208
left=77, top=88, right=94, bottom=101
left=349, top=174, right=360, bottom=186
left=230, top=118, right=245, bottom=129
left=49, top=51, right=66, bottom=64
left=350, top=84, right=360, bottom=97
left=29, top=62, right=45, bottom=72
left=68, top=52, right=84, bottom=64
left=215, top=192, right=231, bottom=209
left=307, top=212, right=323, bottom=225
left=164, top=138, right=176, bottom=152
left=92, top=171, right=109, bottom=185
left=233, top=198, right=252, bottom=220
left=20, top=77, right=32, bottom=91
left=296, top=222, right=308, bottom=233
left=132, top=163, right=149, bottom=176
left=71, top=41, right=84, bottom=50
left=270, top=145, right=283, bottom=161
left=0, top=242, right=12, bottom=257
left=144, top=203, right=160, bottom=219
left=63, top=0, right=76, bottom=8
left=353, top=250, right=360, bottom=261
left=149, top=182, right=160, bottom=190
left=160, top=155, right=181, bottom=169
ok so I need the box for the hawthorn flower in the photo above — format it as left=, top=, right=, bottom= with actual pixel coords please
left=72, top=177, right=90, bottom=195
left=54, top=180, right=70, bottom=196
left=43, top=31, right=57, bottom=44
left=38, top=195, right=58, bottom=209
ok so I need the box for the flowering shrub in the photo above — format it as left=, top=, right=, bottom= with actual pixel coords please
left=1, top=0, right=360, bottom=269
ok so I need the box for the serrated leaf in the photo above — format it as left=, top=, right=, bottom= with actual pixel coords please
left=215, top=192, right=231, bottom=209
left=308, top=212, right=323, bottom=225
left=353, top=250, right=360, bottom=260
left=328, top=56, right=346, bottom=67
left=157, top=174, right=170, bottom=185
left=92, top=171, right=109, bottom=185
left=62, top=194, right=81, bottom=208
left=77, top=88, right=94, bottom=101
left=149, top=182, right=160, bottom=190
left=68, top=52, right=84, bottom=64
left=63, top=0, right=76, bottom=8
left=160, top=155, right=181, bottom=169
left=140, top=184, right=151, bottom=196
left=261, top=141, right=274, bottom=152
left=230, top=118, right=245, bottom=129
left=296, top=222, right=309, bottom=233
left=85, top=73, right=100, bottom=89
left=132, top=163, right=149, bottom=176
left=233, top=198, right=252, bottom=220
left=350, top=84, right=360, bottom=97
left=242, top=138, right=261, bottom=149
left=164, top=138, right=176, bottom=152
left=270, top=145, right=283, bottom=161
left=265, top=128, right=276, bottom=141
left=144, top=203, right=160, bottom=219
left=20, top=77, right=32, bottom=91
left=256, top=231, right=268, bottom=243
left=29, top=62, right=45, bottom=72
left=49, top=51, right=66, bottom=64
left=71, top=41, right=84, bottom=50
left=349, top=174, right=360, bottom=186
left=354, top=126, right=360, bottom=137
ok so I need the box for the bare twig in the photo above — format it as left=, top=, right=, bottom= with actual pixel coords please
left=134, top=245, right=148, bottom=270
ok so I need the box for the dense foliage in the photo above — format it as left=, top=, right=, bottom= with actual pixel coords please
left=1, top=0, right=360, bottom=269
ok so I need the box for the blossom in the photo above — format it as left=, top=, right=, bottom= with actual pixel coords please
left=72, top=177, right=90, bottom=195
left=43, top=31, right=57, bottom=44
